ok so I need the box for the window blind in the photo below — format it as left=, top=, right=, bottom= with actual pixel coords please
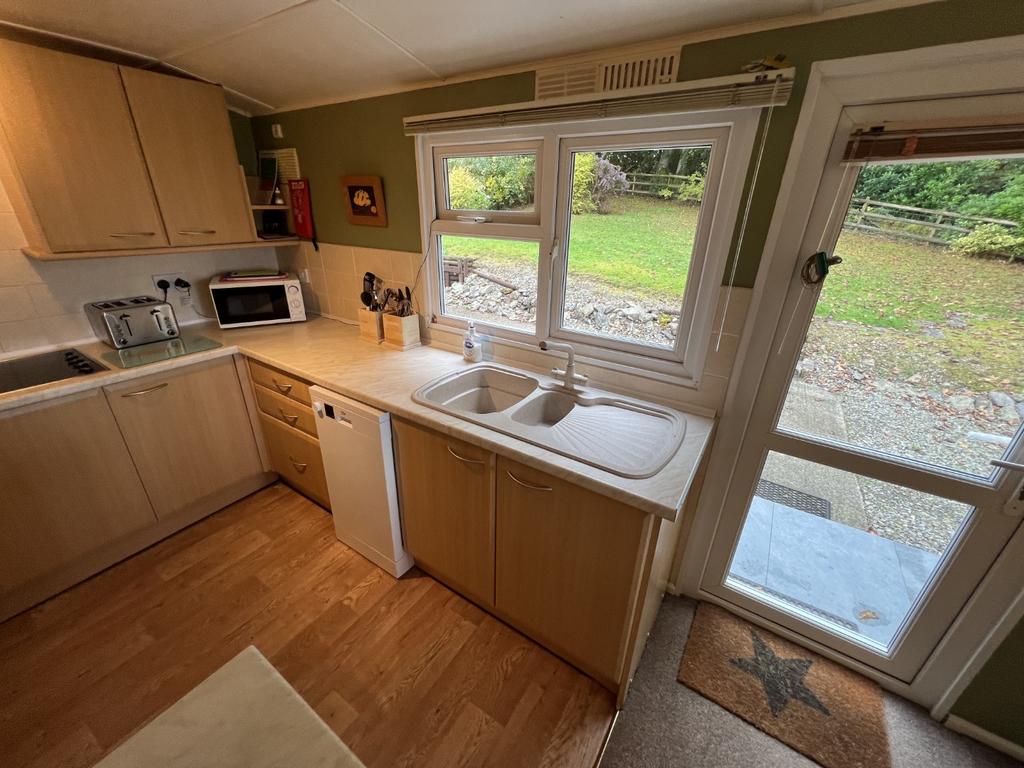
left=403, top=71, right=793, bottom=135
left=843, top=123, right=1024, bottom=163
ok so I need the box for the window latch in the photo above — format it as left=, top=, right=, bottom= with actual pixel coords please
left=549, top=238, right=559, bottom=263
left=456, top=215, right=488, bottom=223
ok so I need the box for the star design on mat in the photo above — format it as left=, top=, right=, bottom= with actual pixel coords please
left=730, top=629, right=831, bottom=719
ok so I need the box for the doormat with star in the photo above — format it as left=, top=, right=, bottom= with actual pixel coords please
left=678, top=603, right=890, bottom=768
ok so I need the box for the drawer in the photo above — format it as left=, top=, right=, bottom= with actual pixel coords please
left=259, top=413, right=329, bottom=509
left=248, top=359, right=311, bottom=405
left=254, top=383, right=318, bottom=437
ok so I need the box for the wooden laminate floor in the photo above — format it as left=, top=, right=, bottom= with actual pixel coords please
left=0, top=483, right=615, bottom=768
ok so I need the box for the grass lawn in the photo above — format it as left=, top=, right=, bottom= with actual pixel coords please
left=441, top=196, right=700, bottom=298
left=441, top=195, right=1023, bottom=389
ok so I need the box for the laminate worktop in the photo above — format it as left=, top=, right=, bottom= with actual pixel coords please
left=0, top=317, right=714, bottom=520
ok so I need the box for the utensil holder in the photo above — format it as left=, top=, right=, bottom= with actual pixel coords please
left=382, top=312, right=421, bottom=350
left=358, top=308, right=384, bottom=342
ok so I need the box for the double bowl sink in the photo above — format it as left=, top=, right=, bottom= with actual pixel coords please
left=413, top=364, right=687, bottom=479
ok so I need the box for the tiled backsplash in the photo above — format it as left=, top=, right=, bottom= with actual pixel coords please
left=0, top=178, right=278, bottom=355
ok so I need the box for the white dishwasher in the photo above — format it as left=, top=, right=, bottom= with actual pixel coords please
left=309, top=386, right=412, bottom=577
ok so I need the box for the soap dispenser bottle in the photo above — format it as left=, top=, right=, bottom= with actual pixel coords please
left=463, top=320, right=482, bottom=362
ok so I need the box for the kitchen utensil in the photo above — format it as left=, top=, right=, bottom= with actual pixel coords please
left=360, top=291, right=373, bottom=307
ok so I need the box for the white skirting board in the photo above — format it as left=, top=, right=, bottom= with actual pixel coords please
left=944, top=715, right=1024, bottom=762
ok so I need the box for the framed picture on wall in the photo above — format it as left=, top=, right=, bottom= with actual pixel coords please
left=341, top=175, right=388, bottom=227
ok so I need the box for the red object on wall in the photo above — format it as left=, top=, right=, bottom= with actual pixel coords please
left=288, top=179, right=314, bottom=239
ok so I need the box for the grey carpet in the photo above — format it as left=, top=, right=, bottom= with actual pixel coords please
left=601, top=596, right=1020, bottom=768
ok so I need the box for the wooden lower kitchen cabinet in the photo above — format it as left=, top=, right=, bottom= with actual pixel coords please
left=391, top=418, right=495, bottom=607
left=495, top=457, right=653, bottom=691
left=0, top=389, right=157, bottom=609
left=104, top=356, right=270, bottom=520
left=259, top=413, right=330, bottom=508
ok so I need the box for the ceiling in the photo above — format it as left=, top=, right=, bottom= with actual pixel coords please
left=0, top=0, right=930, bottom=114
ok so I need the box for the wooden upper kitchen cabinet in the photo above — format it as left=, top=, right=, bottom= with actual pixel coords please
left=104, top=357, right=269, bottom=520
left=495, top=457, right=651, bottom=690
left=392, top=418, right=496, bottom=607
left=0, top=389, right=156, bottom=601
left=0, top=39, right=168, bottom=253
left=119, top=67, right=255, bottom=247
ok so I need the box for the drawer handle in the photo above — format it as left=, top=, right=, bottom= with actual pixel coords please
left=178, top=229, right=217, bottom=235
left=109, top=231, right=157, bottom=238
left=288, top=457, right=309, bottom=473
left=121, top=382, right=168, bottom=398
left=272, top=378, right=293, bottom=394
left=278, top=409, right=300, bottom=425
left=505, top=470, right=552, bottom=492
left=446, top=445, right=485, bottom=466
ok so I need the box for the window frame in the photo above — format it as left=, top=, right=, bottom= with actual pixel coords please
left=550, top=128, right=730, bottom=367
left=414, top=110, right=759, bottom=385
left=432, top=140, right=544, bottom=225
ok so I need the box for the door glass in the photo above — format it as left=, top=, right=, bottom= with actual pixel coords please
left=777, top=158, right=1024, bottom=478
left=560, top=145, right=712, bottom=349
left=439, top=235, right=539, bottom=332
left=727, top=451, right=973, bottom=649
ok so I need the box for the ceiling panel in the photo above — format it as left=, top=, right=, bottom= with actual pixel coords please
left=166, top=0, right=436, bottom=109
left=0, top=0, right=303, bottom=58
left=337, top=0, right=814, bottom=77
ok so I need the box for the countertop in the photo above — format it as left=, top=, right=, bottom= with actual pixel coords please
left=0, top=318, right=714, bottom=520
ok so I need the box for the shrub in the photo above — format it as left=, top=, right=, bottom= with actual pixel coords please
left=675, top=172, right=706, bottom=204
left=446, top=165, right=487, bottom=210
left=952, top=223, right=1024, bottom=260
left=571, top=153, right=597, bottom=214
left=592, top=157, right=628, bottom=213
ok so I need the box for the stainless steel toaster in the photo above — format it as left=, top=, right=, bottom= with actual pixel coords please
left=84, top=296, right=180, bottom=349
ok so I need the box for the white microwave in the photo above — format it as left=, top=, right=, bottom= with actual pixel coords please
left=209, top=273, right=306, bottom=329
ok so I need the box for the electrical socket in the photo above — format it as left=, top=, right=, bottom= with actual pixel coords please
left=151, top=273, right=192, bottom=308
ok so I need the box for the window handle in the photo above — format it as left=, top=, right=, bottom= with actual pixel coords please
left=456, top=215, right=488, bottom=223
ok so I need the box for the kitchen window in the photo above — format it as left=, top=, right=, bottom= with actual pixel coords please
left=416, top=112, right=757, bottom=383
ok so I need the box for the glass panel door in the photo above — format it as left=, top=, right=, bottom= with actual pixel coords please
left=702, top=140, right=1024, bottom=681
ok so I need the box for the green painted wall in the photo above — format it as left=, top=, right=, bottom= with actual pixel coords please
left=951, top=616, right=1024, bottom=746
left=229, top=110, right=258, bottom=176
left=250, top=0, right=1024, bottom=285
left=252, top=74, right=534, bottom=251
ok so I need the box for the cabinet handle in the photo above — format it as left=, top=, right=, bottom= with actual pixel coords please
left=109, top=232, right=157, bottom=238
left=278, top=409, right=299, bottom=425
left=178, top=229, right=217, bottom=235
left=272, top=378, right=293, bottom=394
left=446, top=445, right=485, bottom=466
left=121, top=382, right=168, bottom=398
left=505, top=470, right=553, bottom=492
left=288, top=457, right=308, bottom=473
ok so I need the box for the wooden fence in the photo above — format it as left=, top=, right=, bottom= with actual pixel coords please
left=843, top=197, right=1019, bottom=246
left=623, top=172, right=700, bottom=198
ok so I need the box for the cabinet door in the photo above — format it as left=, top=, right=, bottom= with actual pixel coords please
left=495, top=457, right=650, bottom=688
left=0, top=389, right=156, bottom=594
left=0, top=40, right=168, bottom=252
left=392, top=419, right=494, bottom=606
left=119, top=67, right=254, bottom=247
left=104, top=357, right=265, bottom=520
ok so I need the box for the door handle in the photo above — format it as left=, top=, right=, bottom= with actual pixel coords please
left=288, top=457, right=308, bottom=473
left=446, top=445, right=484, bottom=465
left=505, top=470, right=553, bottom=492
left=278, top=409, right=299, bottom=425
left=177, top=229, right=217, bottom=235
left=121, top=382, right=168, bottom=397
left=271, top=379, right=293, bottom=394
left=991, top=459, right=1024, bottom=472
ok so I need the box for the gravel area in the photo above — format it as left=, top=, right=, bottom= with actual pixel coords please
left=443, top=260, right=681, bottom=346
left=781, top=331, right=1022, bottom=553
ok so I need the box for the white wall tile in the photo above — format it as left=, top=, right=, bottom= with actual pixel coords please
left=0, top=286, right=36, bottom=323
left=0, top=212, right=26, bottom=249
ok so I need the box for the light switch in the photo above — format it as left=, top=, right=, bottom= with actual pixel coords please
left=271, top=123, right=284, bottom=139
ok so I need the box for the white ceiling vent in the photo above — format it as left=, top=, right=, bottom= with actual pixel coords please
left=535, top=48, right=680, bottom=101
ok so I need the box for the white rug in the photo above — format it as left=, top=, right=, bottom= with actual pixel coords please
left=94, top=646, right=366, bottom=768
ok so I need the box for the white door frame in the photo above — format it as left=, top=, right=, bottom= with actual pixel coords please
left=675, top=34, right=1024, bottom=709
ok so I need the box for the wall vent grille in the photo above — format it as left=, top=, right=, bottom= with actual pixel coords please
left=535, top=48, right=680, bottom=101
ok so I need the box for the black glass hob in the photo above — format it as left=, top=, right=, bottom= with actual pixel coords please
left=0, top=348, right=106, bottom=394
